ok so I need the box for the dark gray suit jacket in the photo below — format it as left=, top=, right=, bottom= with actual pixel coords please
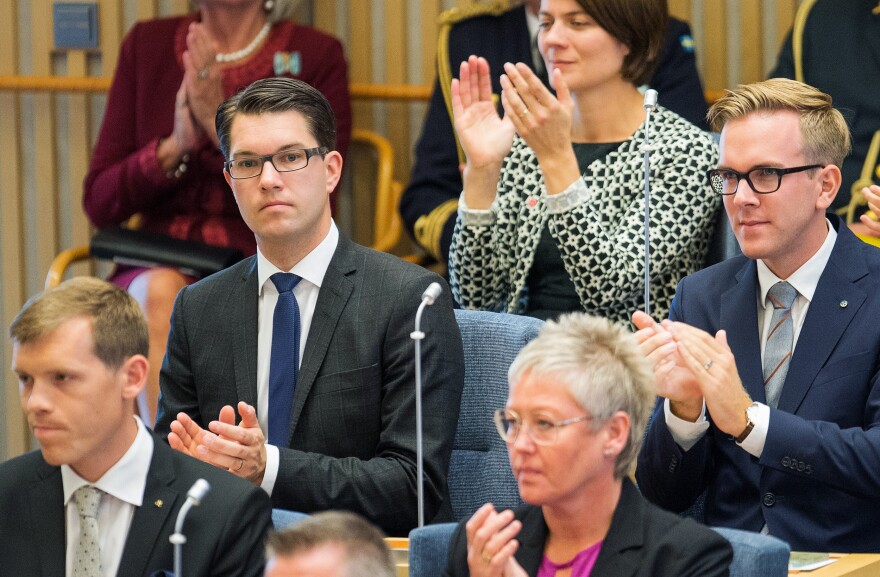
left=0, top=433, right=272, bottom=577
left=155, top=235, right=465, bottom=536
left=442, top=479, right=732, bottom=577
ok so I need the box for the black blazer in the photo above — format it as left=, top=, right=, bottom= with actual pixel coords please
left=0, top=432, right=272, bottom=577
left=638, top=216, right=880, bottom=552
left=442, top=479, right=732, bottom=577
left=155, top=235, right=465, bottom=536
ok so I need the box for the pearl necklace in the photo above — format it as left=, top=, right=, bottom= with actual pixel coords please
left=215, top=22, right=272, bottom=63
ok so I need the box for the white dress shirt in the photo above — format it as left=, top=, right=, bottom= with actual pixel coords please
left=666, top=219, right=837, bottom=457
left=62, top=416, right=153, bottom=577
left=256, top=221, right=339, bottom=495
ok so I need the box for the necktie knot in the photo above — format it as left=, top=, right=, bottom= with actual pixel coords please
left=271, top=272, right=301, bottom=294
left=73, top=485, right=102, bottom=519
left=768, top=281, right=797, bottom=310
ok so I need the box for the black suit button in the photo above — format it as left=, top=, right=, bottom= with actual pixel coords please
left=782, top=457, right=791, bottom=467
left=805, top=465, right=812, bottom=475
left=797, top=461, right=805, bottom=472
left=762, top=493, right=776, bottom=507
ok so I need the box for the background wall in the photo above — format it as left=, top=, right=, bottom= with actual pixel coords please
left=0, top=0, right=802, bottom=459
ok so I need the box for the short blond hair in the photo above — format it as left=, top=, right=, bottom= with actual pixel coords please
left=707, top=78, right=851, bottom=168
left=508, top=313, right=654, bottom=479
left=9, top=277, right=148, bottom=369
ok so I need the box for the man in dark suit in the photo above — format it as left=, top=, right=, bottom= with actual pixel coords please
left=400, top=0, right=710, bottom=264
left=0, top=277, right=271, bottom=577
left=634, top=78, right=880, bottom=552
left=154, top=77, right=465, bottom=537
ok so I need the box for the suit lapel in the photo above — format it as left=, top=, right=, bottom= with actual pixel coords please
left=27, top=460, right=66, bottom=577
left=286, top=236, right=355, bottom=442
left=117, top=439, right=179, bottom=577
left=590, top=480, right=643, bottom=577
left=779, top=229, right=868, bottom=413
left=514, top=507, right=548, bottom=576
left=233, top=257, right=260, bottom=407
left=721, top=260, right=766, bottom=402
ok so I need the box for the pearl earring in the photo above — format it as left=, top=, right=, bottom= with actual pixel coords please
left=604, top=449, right=613, bottom=457
left=264, top=0, right=274, bottom=11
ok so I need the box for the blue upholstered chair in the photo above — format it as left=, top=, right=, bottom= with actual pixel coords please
left=711, top=527, right=790, bottom=577
left=407, top=523, right=790, bottom=577
left=449, top=309, right=544, bottom=521
left=271, top=508, right=310, bottom=531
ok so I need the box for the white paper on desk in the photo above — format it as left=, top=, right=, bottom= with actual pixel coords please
left=788, top=552, right=837, bottom=571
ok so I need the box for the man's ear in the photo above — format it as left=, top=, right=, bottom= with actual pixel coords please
left=324, top=151, right=343, bottom=195
left=815, top=164, right=842, bottom=211
left=119, top=354, right=148, bottom=401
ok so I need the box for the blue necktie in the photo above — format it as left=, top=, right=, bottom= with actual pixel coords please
left=268, top=272, right=302, bottom=446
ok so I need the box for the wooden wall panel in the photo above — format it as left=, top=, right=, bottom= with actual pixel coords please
left=739, top=0, right=764, bottom=84
left=0, top=0, right=25, bottom=460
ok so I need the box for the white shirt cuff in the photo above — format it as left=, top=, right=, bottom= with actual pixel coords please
left=260, top=443, right=280, bottom=495
left=737, top=402, right=769, bottom=458
left=664, top=398, right=710, bottom=451
left=544, top=178, right=590, bottom=214
left=457, top=193, right=497, bottom=226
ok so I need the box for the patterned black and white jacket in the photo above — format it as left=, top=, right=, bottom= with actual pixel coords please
left=448, top=107, right=720, bottom=325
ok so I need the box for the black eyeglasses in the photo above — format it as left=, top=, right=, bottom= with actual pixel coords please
left=706, top=164, right=824, bottom=195
left=225, top=147, right=328, bottom=179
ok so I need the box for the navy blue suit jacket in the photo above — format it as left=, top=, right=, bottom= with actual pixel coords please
left=637, top=217, right=880, bottom=552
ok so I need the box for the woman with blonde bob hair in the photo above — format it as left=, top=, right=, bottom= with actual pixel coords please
left=443, top=313, right=732, bottom=577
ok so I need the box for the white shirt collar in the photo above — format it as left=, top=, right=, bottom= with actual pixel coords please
left=757, top=218, right=837, bottom=306
left=61, top=415, right=153, bottom=508
left=257, top=220, right=339, bottom=295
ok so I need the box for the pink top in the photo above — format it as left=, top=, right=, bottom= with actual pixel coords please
left=537, top=540, right=603, bottom=577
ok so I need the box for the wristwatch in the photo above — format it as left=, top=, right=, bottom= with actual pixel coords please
left=735, top=402, right=759, bottom=444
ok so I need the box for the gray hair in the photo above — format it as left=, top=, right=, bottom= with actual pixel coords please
left=508, top=313, right=654, bottom=479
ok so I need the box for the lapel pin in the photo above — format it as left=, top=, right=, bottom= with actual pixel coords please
left=840, top=300, right=848, bottom=308
left=154, top=499, right=163, bottom=508
left=526, top=196, right=539, bottom=208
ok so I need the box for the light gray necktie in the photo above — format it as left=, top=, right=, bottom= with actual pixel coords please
left=763, top=281, right=797, bottom=408
left=72, top=485, right=103, bottom=577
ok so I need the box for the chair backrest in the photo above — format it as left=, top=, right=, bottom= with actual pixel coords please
left=703, top=205, right=742, bottom=268
left=271, top=508, right=310, bottom=531
left=449, top=309, right=543, bottom=521
left=408, top=522, right=457, bottom=577
left=712, top=527, right=790, bottom=577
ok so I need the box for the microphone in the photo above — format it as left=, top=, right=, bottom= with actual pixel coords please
left=643, top=88, right=658, bottom=111
left=641, top=89, right=659, bottom=316
left=169, top=478, right=211, bottom=577
left=410, top=281, right=442, bottom=527
left=421, top=282, right=442, bottom=305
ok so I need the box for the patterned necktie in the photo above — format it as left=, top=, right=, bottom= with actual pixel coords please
left=268, top=272, right=302, bottom=446
left=72, top=485, right=103, bottom=577
left=764, top=281, right=797, bottom=408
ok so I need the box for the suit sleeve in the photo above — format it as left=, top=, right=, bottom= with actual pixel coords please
left=652, top=521, right=733, bottom=577
left=399, top=78, right=462, bottom=263
left=651, top=19, right=709, bottom=130
left=272, top=271, right=465, bottom=536
left=205, top=483, right=273, bottom=577
left=154, top=285, right=201, bottom=439
left=635, top=280, right=714, bottom=513
left=441, top=520, right=470, bottom=577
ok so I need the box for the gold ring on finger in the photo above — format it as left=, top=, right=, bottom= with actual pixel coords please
left=234, top=458, right=244, bottom=472
left=481, top=550, right=493, bottom=564
left=518, top=108, right=529, bottom=118
left=704, top=359, right=714, bottom=371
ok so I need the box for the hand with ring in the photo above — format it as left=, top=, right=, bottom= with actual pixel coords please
left=464, top=503, right=525, bottom=576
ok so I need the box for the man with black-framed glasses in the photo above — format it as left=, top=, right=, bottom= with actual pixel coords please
left=154, top=77, right=465, bottom=536
left=633, top=78, right=880, bottom=552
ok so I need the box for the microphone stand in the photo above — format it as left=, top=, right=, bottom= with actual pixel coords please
left=410, top=282, right=442, bottom=527
left=642, top=89, right=658, bottom=316
left=169, top=478, right=211, bottom=577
